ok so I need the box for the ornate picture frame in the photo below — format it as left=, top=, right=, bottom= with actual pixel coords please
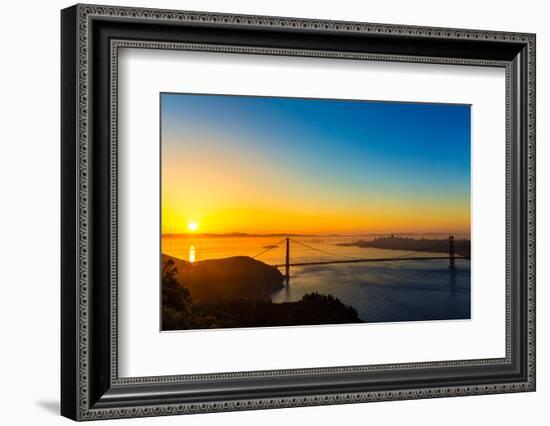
left=61, top=4, right=535, bottom=421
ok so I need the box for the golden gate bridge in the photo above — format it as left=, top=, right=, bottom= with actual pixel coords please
left=252, top=236, right=468, bottom=286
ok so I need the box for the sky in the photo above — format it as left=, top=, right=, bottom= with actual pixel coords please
left=161, top=93, right=471, bottom=235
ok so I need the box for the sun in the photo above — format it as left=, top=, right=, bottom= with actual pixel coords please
left=187, top=221, right=199, bottom=232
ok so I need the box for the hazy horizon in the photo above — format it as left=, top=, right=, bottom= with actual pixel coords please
left=162, top=231, right=470, bottom=237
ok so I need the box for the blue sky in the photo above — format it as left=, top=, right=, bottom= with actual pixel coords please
left=161, top=93, right=471, bottom=234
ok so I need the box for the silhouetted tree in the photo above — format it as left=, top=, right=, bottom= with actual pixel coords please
left=162, top=259, right=193, bottom=330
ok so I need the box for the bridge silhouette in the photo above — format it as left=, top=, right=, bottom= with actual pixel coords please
left=252, top=236, right=468, bottom=286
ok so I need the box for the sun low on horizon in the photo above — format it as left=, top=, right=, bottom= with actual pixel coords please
left=187, top=221, right=199, bottom=232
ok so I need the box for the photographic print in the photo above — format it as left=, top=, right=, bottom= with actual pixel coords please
left=160, top=93, right=471, bottom=331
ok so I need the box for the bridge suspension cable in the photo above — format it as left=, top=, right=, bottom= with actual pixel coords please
left=288, top=238, right=363, bottom=260
left=289, top=238, right=444, bottom=262
left=252, top=237, right=455, bottom=266
left=252, top=238, right=286, bottom=259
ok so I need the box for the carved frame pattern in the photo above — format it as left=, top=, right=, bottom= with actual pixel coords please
left=61, top=3, right=536, bottom=421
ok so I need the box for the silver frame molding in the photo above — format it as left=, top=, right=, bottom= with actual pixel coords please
left=61, top=3, right=536, bottom=421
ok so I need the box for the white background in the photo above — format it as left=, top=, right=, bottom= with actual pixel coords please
left=0, top=0, right=547, bottom=425
left=119, top=49, right=506, bottom=377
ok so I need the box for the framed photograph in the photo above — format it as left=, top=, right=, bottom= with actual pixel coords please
left=61, top=4, right=536, bottom=421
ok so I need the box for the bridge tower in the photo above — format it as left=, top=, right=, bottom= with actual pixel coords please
left=449, top=235, right=455, bottom=270
left=285, top=237, right=290, bottom=286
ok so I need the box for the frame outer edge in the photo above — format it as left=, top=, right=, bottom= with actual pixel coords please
left=61, top=4, right=80, bottom=422
left=527, top=34, right=536, bottom=390
left=76, top=2, right=91, bottom=420
left=67, top=4, right=536, bottom=421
